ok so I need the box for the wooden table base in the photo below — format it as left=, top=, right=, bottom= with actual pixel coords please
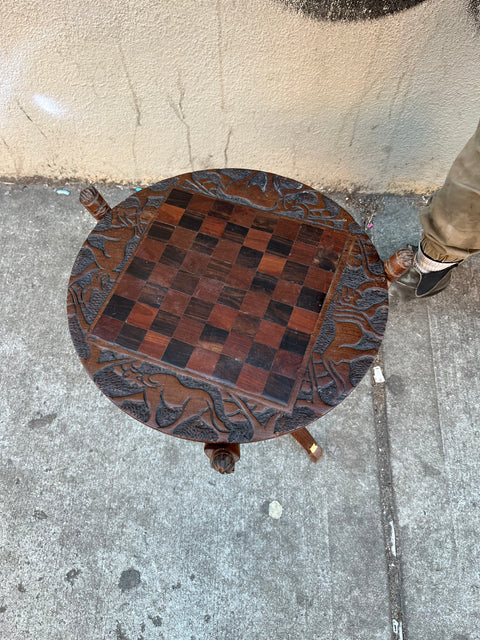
left=204, top=427, right=322, bottom=473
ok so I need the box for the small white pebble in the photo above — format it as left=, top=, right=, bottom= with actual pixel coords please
left=268, top=500, right=283, bottom=519
left=373, top=366, right=385, bottom=384
left=56, top=189, right=70, bottom=195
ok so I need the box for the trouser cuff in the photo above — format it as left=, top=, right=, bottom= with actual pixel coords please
left=416, top=243, right=461, bottom=273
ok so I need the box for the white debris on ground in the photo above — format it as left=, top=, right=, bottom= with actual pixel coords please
left=392, top=619, right=403, bottom=640
left=373, top=366, right=385, bottom=384
left=268, top=501, right=283, bottom=519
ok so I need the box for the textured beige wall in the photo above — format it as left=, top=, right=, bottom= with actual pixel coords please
left=1, top=0, right=479, bottom=192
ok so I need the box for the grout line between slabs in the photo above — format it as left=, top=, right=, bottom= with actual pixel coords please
left=371, top=349, right=407, bottom=640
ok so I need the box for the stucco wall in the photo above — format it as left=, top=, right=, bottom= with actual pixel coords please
left=1, top=0, right=479, bottom=192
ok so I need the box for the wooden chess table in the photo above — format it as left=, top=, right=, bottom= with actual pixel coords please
left=67, top=170, right=410, bottom=473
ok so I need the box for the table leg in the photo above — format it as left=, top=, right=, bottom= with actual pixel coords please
left=204, top=442, right=241, bottom=474
left=383, top=247, right=414, bottom=283
left=79, top=186, right=111, bottom=221
left=291, top=427, right=323, bottom=463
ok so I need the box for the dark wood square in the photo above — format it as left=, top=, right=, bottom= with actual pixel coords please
left=150, top=309, right=180, bottom=337
left=199, top=324, right=229, bottom=353
left=191, top=232, right=218, bottom=255
left=212, top=199, right=234, bottom=216
left=266, top=236, right=293, bottom=257
left=282, top=261, right=309, bottom=285
left=264, top=300, right=293, bottom=326
left=263, top=372, right=296, bottom=404
left=205, top=258, right=231, bottom=282
left=126, top=257, right=156, bottom=281
left=165, top=188, right=193, bottom=209
left=296, top=286, right=326, bottom=313
left=147, top=221, right=174, bottom=242
left=236, top=246, right=263, bottom=270
left=217, top=285, right=245, bottom=310
left=159, top=245, right=186, bottom=270
left=246, top=342, right=276, bottom=371
left=252, top=214, right=276, bottom=233
left=178, top=210, right=205, bottom=231
left=184, top=297, right=214, bottom=322
left=251, top=272, right=278, bottom=295
left=162, top=338, right=195, bottom=368
left=297, top=224, right=323, bottom=245
left=103, top=295, right=135, bottom=322
left=213, top=354, right=243, bottom=385
left=222, top=222, right=249, bottom=243
left=279, top=328, right=310, bottom=356
left=116, top=324, right=147, bottom=351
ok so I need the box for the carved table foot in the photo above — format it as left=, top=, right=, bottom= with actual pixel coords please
left=383, top=247, right=415, bottom=283
left=290, top=427, right=323, bottom=463
left=79, top=186, right=111, bottom=221
left=204, top=443, right=241, bottom=474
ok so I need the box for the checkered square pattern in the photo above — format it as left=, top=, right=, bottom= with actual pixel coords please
left=91, top=189, right=348, bottom=406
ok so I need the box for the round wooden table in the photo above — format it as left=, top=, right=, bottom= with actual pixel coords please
left=67, top=170, right=399, bottom=473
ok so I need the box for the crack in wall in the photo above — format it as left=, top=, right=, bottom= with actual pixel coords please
left=16, top=101, right=47, bottom=140
left=118, top=43, right=142, bottom=127
left=216, top=0, right=226, bottom=112
left=167, top=74, right=194, bottom=171
left=118, top=43, right=141, bottom=176
left=224, top=128, right=232, bottom=166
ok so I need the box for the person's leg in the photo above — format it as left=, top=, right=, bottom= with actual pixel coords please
left=397, top=120, right=480, bottom=298
left=419, top=119, right=480, bottom=263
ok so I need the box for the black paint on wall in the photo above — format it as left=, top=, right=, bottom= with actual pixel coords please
left=278, top=0, right=427, bottom=21
left=469, top=0, right=480, bottom=24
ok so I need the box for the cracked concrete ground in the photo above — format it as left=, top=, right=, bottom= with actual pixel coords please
left=0, top=182, right=479, bottom=640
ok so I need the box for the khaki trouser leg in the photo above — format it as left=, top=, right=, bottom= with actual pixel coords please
left=420, top=120, right=480, bottom=262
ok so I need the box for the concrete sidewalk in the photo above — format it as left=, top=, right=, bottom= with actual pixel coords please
left=0, top=183, right=478, bottom=640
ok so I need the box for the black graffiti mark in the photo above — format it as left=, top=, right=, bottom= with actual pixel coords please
left=277, top=0, right=427, bottom=21
left=469, top=0, right=480, bottom=25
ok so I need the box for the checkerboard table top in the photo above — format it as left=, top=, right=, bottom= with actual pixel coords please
left=68, top=170, right=388, bottom=444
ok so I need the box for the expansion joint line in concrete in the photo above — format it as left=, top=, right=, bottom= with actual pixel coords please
left=371, top=349, right=407, bottom=640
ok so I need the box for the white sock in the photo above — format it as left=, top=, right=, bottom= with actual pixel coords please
left=415, top=245, right=459, bottom=274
